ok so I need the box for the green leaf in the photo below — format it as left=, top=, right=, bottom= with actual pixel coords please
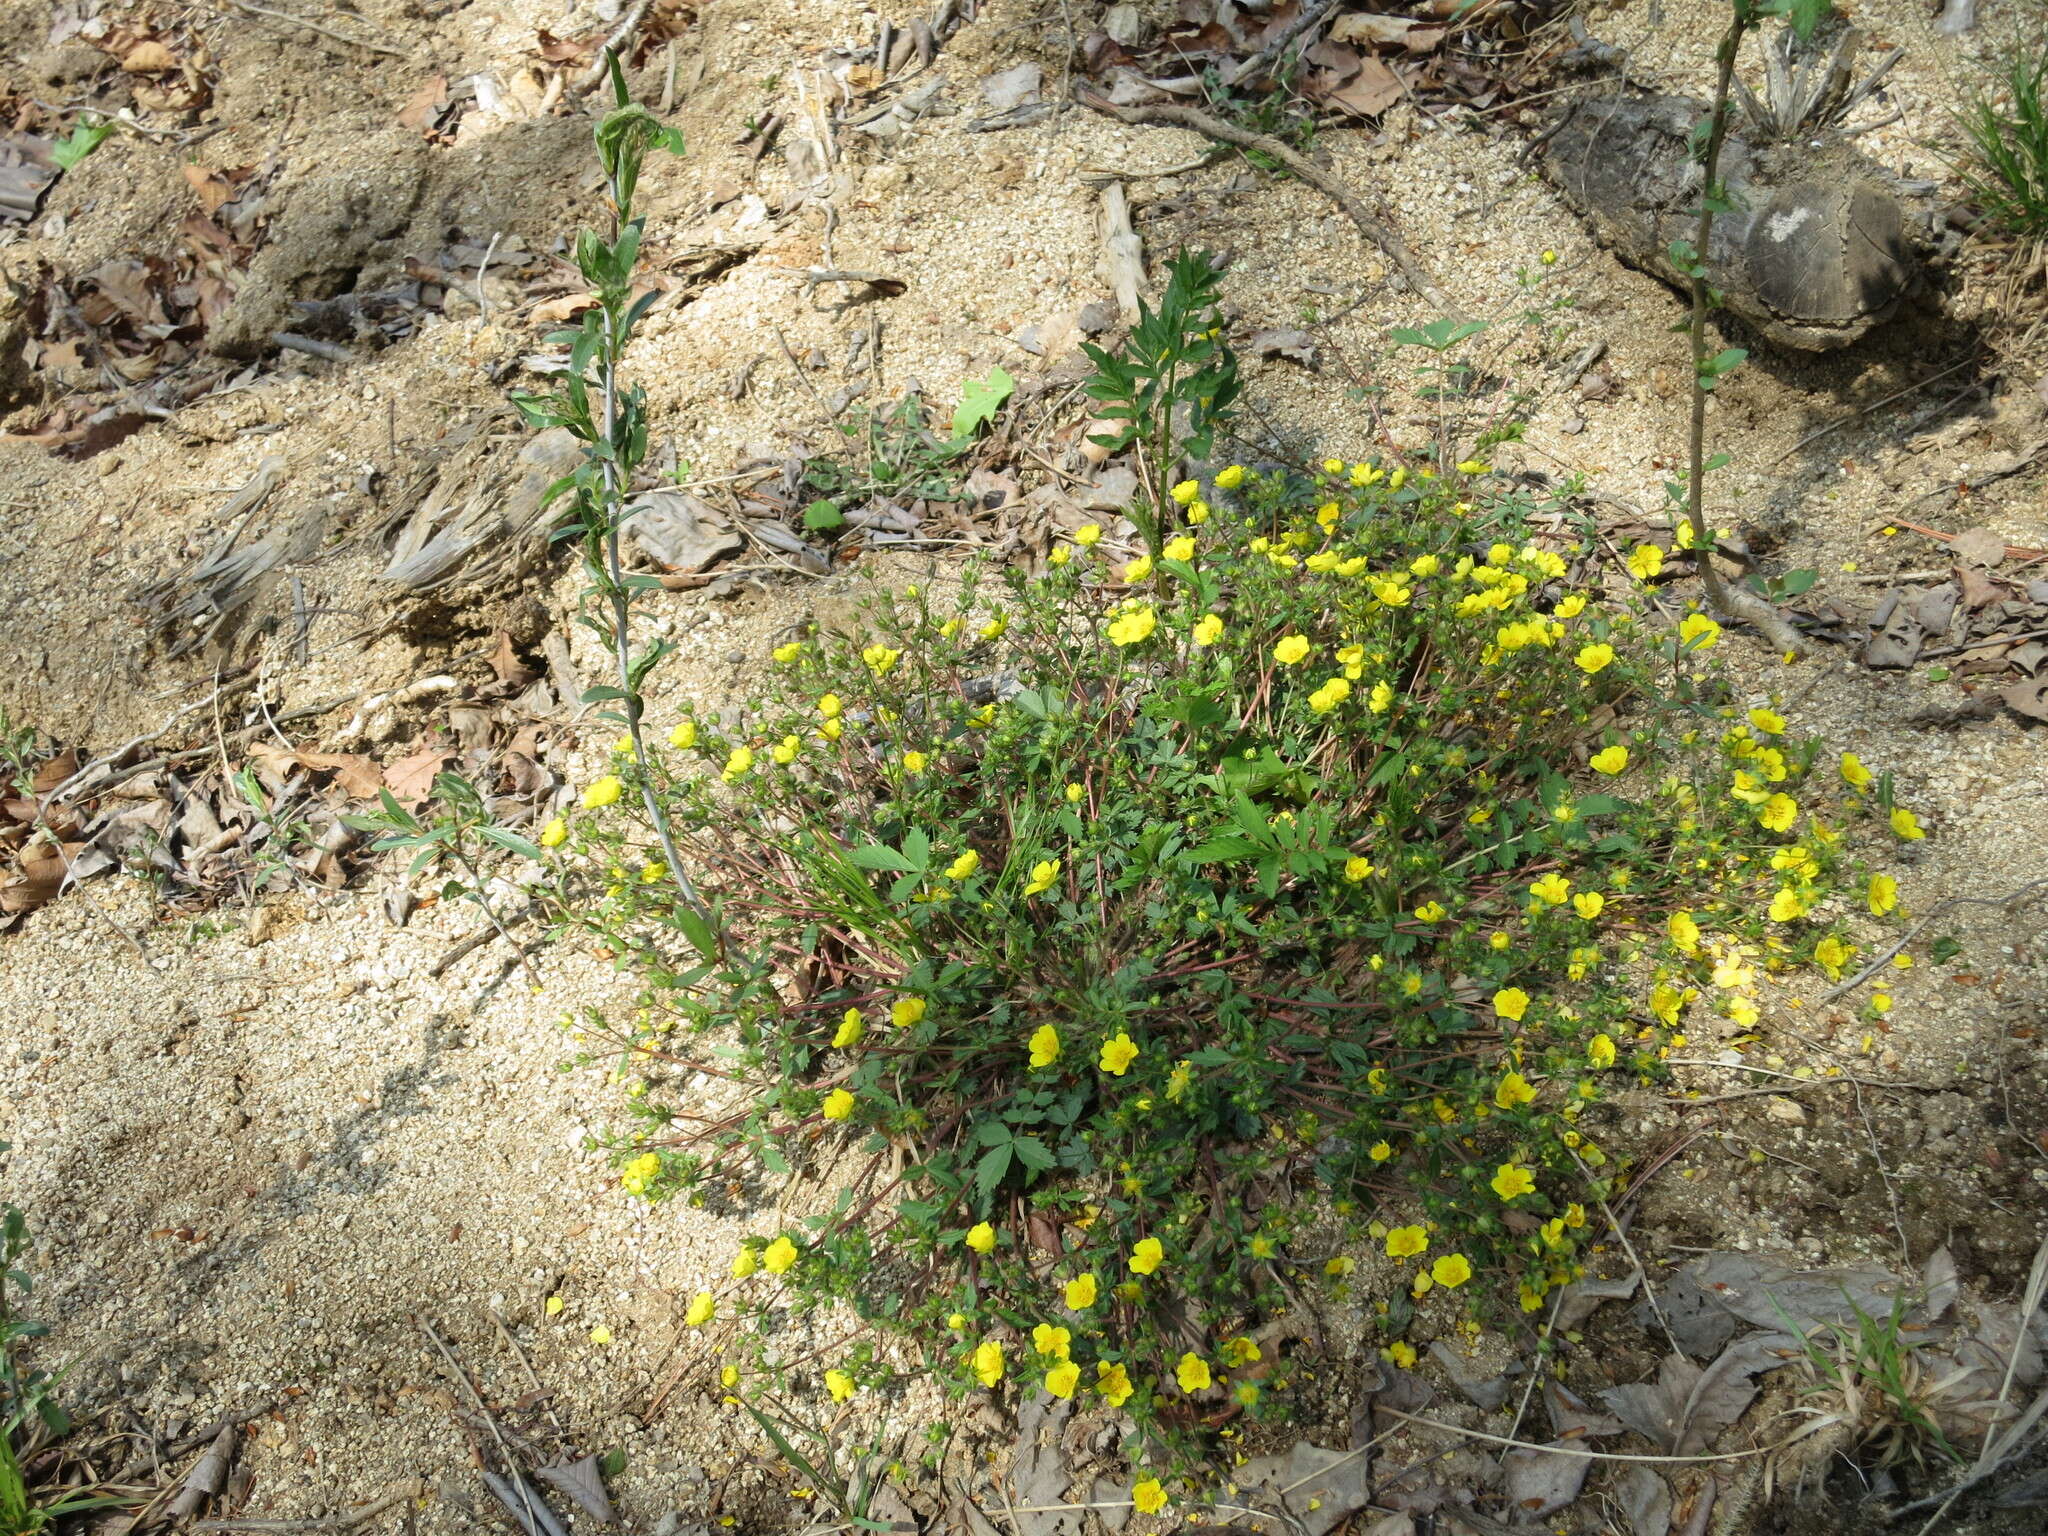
left=51, top=116, right=115, bottom=171
left=951, top=366, right=1015, bottom=440
left=847, top=843, right=917, bottom=872
left=802, top=498, right=845, bottom=531
left=478, top=826, right=546, bottom=861
left=599, top=1448, right=628, bottom=1480
left=973, top=1142, right=1013, bottom=1201
left=1188, top=836, right=1261, bottom=864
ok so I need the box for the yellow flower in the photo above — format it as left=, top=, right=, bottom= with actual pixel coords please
left=973, top=1340, right=1004, bottom=1388
left=1048, top=545, right=1072, bottom=566
left=1128, top=1237, right=1164, bottom=1275
left=771, top=734, right=800, bottom=765
left=1868, top=873, right=1899, bottom=915
left=1044, top=1361, right=1080, bottom=1399
left=891, top=996, right=927, bottom=1028
left=581, top=776, right=623, bottom=809
left=1814, top=934, right=1854, bottom=979
left=817, top=694, right=842, bottom=720
left=1668, top=910, right=1701, bottom=952
left=1308, top=676, right=1352, bottom=714
left=1170, top=479, right=1201, bottom=504
left=1432, top=1253, right=1473, bottom=1288
left=833, top=1009, right=865, bottom=1049
left=1065, top=781, right=1086, bottom=803
left=1274, top=634, right=1311, bottom=665
left=1132, top=1478, right=1166, bottom=1515
left=1557, top=594, right=1587, bottom=618
left=1572, top=891, right=1606, bottom=920
left=1099, top=1032, right=1139, bottom=1076
left=1214, top=464, right=1246, bottom=490
left=1325, top=1255, right=1355, bottom=1277
left=1678, top=612, right=1721, bottom=650
left=1222, top=1336, right=1262, bottom=1368
left=1758, top=793, right=1798, bottom=833
left=1493, top=987, right=1530, bottom=1022
left=821, top=1088, right=855, bottom=1121
left=1096, top=1361, right=1134, bottom=1407
left=965, top=1222, right=996, bottom=1255
left=546, top=1295, right=565, bottom=1315
left=686, top=1291, right=716, bottom=1327
left=764, top=1237, right=800, bottom=1274
left=1175, top=1352, right=1212, bottom=1394
left=1588, top=1032, right=1618, bottom=1068
left=861, top=644, right=901, bottom=676
left=1187, top=500, right=1210, bottom=524
left=1871, top=992, right=1893, bottom=1014
left=819, top=718, right=843, bottom=742
left=539, top=817, right=568, bottom=848
left=1768, top=888, right=1807, bottom=922
left=772, top=642, right=803, bottom=664
left=1192, top=613, right=1225, bottom=646
left=1495, top=1072, right=1537, bottom=1109
left=1530, top=872, right=1572, bottom=906
left=731, top=1246, right=759, bottom=1279
left=1889, top=806, right=1926, bottom=840
left=903, top=751, right=929, bottom=775
left=1369, top=680, right=1394, bottom=714
left=1575, top=642, right=1616, bottom=674
left=1491, top=1162, right=1536, bottom=1200
left=1028, top=1024, right=1061, bottom=1068
left=946, top=850, right=981, bottom=881
left=1457, top=459, right=1489, bottom=475
left=1369, top=1140, right=1394, bottom=1162
left=1121, top=554, right=1153, bottom=583
left=1162, top=535, right=1196, bottom=562
left=1344, top=856, right=1375, bottom=882
left=1748, top=707, right=1786, bottom=736
left=1065, top=1272, right=1098, bottom=1310
left=1032, top=1323, right=1073, bottom=1360
left=1385, top=1225, right=1428, bottom=1259
left=1074, top=523, right=1102, bottom=546
left=721, top=748, right=754, bottom=782
left=1413, top=899, right=1446, bottom=923
left=980, top=616, right=1008, bottom=640
left=825, top=1368, right=855, bottom=1402
left=1024, top=857, right=1061, bottom=896
left=1590, top=744, right=1628, bottom=775
left=1106, top=604, right=1158, bottom=646
left=1839, top=752, right=1874, bottom=790
left=1627, top=545, right=1664, bottom=581
left=1385, top=1340, right=1418, bottom=1369
left=589, top=1326, right=612, bottom=1345
left=669, top=719, right=698, bottom=750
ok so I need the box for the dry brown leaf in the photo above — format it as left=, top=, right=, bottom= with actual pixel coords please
left=1325, top=56, right=1403, bottom=118
left=120, top=39, right=178, bottom=73
left=396, top=75, right=450, bottom=134
left=2005, top=675, right=2048, bottom=721
left=250, top=744, right=385, bottom=801
left=382, top=748, right=453, bottom=807
left=30, top=749, right=79, bottom=796
left=1949, top=526, right=2006, bottom=568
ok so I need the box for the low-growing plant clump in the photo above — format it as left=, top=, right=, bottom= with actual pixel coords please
left=537, top=432, right=1925, bottom=1497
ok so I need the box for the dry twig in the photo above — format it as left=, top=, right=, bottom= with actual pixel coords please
left=1074, top=91, right=1462, bottom=319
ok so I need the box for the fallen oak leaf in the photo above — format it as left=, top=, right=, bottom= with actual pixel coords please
left=382, top=747, right=453, bottom=807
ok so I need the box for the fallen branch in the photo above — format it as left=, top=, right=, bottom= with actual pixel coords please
left=208, top=0, right=405, bottom=56
left=1074, top=90, right=1462, bottom=320
left=1816, top=876, right=2048, bottom=1004
left=194, top=1485, right=419, bottom=1533
left=574, top=0, right=654, bottom=94
left=168, top=1428, right=235, bottom=1521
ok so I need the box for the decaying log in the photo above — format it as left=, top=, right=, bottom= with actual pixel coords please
left=1541, top=92, right=1920, bottom=352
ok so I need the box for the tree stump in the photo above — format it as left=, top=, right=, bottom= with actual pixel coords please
left=1541, top=92, right=1919, bottom=353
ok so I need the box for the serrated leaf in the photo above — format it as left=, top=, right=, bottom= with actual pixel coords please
left=951, top=366, right=1015, bottom=440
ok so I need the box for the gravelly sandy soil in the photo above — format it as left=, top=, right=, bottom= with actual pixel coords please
left=2, top=0, right=2045, bottom=1530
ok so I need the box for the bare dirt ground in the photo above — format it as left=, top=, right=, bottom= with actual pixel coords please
left=3, top=0, right=2047, bottom=1531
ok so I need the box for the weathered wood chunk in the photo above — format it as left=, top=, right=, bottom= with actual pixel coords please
left=1541, top=92, right=1918, bottom=352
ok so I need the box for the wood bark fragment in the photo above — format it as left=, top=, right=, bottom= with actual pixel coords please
left=1096, top=180, right=1144, bottom=325
left=169, top=1428, right=236, bottom=1521
left=1540, top=92, right=1919, bottom=352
